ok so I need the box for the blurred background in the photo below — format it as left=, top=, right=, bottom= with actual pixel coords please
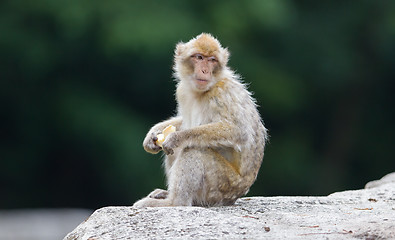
left=1, top=0, right=394, bottom=213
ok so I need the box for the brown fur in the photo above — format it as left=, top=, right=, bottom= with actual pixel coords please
left=134, top=33, right=267, bottom=208
left=193, top=34, right=221, bottom=56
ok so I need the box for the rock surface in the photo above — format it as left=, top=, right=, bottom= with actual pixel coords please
left=65, top=173, right=395, bottom=240
left=0, top=209, right=91, bottom=240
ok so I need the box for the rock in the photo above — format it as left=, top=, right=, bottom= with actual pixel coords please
left=365, top=172, right=395, bottom=189
left=64, top=173, right=395, bottom=240
left=0, top=209, right=91, bottom=240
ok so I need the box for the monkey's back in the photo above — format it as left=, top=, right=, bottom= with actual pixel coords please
left=214, top=77, right=267, bottom=186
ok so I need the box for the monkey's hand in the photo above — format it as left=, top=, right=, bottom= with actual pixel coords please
left=162, top=132, right=180, bottom=155
left=143, top=131, right=162, bottom=154
left=155, top=125, right=176, bottom=147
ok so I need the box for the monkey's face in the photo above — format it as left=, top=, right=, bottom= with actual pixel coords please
left=189, top=53, right=220, bottom=92
left=174, top=33, right=229, bottom=92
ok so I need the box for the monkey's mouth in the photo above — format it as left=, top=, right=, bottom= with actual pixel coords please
left=196, top=79, right=209, bottom=86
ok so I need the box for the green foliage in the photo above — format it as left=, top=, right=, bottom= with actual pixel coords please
left=1, top=0, right=394, bottom=209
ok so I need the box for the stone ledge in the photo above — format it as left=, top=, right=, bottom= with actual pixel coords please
left=0, top=209, right=91, bottom=240
left=64, top=173, right=395, bottom=240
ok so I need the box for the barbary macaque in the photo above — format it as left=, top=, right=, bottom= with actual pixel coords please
left=133, top=33, right=268, bottom=208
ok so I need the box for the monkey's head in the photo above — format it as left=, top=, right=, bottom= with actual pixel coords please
left=173, top=33, right=230, bottom=92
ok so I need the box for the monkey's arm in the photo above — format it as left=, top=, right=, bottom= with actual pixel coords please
left=143, top=116, right=182, bottom=154
left=152, top=116, right=183, bottom=132
left=162, top=121, right=242, bottom=155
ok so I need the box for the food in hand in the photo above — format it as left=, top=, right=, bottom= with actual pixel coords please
left=155, top=125, right=176, bottom=147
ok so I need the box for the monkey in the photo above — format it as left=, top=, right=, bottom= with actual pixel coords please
left=133, top=33, right=268, bottom=208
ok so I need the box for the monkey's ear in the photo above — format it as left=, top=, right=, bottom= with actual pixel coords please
left=219, top=47, right=230, bottom=65
left=175, top=42, right=186, bottom=56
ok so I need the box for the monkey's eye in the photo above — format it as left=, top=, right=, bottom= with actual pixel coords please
left=208, top=56, right=218, bottom=62
left=193, top=54, right=204, bottom=60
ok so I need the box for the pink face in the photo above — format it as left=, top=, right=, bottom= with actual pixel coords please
left=190, top=53, right=219, bottom=90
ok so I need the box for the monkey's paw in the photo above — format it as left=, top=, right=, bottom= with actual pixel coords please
left=162, top=132, right=179, bottom=155
left=132, top=198, right=152, bottom=208
left=148, top=189, right=168, bottom=199
left=143, top=132, right=162, bottom=154
left=132, top=197, right=171, bottom=208
left=155, top=125, right=176, bottom=147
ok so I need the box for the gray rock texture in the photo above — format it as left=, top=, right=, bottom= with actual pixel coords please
left=0, top=209, right=91, bottom=240
left=365, top=172, right=395, bottom=189
left=65, top=173, right=395, bottom=240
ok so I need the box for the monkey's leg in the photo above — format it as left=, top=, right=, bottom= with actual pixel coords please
left=133, top=149, right=204, bottom=208
left=167, top=147, right=246, bottom=207
left=202, top=148, right=246, bottom=206
left=133, top=148, right=244, bottom=208
left=165, top=148, right=205, bottom=206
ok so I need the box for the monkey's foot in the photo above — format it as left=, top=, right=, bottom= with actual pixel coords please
left=148, top=189, right=169, bottom=199
left=132, top=197, right=172, bottom=208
